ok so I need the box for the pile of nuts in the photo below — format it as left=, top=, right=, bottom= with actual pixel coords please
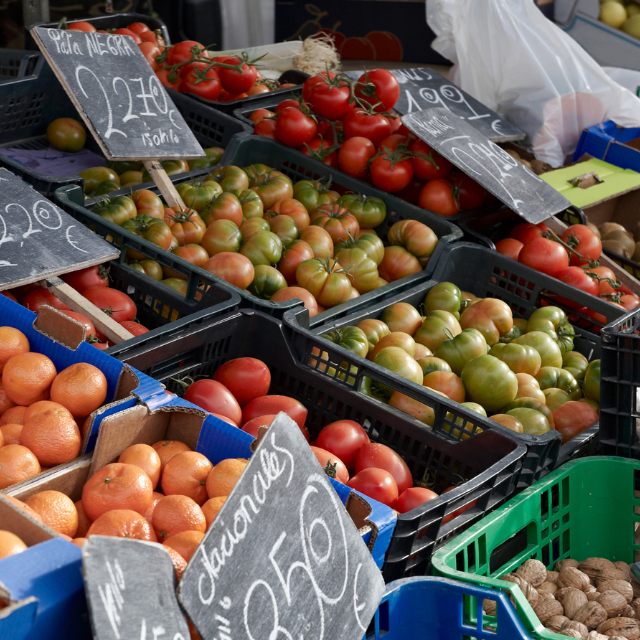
left=483, top=557, right=640, bottom=640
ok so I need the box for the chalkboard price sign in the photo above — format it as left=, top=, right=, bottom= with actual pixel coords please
left=346, top=68, right=524, bottom=143
left=178, top=412, right=385, bottom=640
left=0, top=168, right=118, bottom=290
left=402, top=108, right=570, bottom=224
left=31, top=27, right=204, bottom=162
left=82, top=536, right=191, bottom=640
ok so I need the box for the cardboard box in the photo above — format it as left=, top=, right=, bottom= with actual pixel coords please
left=0, top=296, right=167, bottom=496
left=2, top=397, right=395, bottom=637
left=555, top=0, right=640, bottom=71
left=574, top=121, right=640, bottom=171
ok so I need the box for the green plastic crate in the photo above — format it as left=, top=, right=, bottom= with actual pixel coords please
left=431, top=457, right=640, bottom=640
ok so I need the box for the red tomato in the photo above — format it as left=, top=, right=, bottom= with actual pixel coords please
left=560, top=224, right=602, bottom=265
left=21, top=287, right=70, bottom=312
left=119, top=320, right=150, bottom=336
left=242, top=396, right=307, bottom=428
left=370, top=152, right=413, bottom=193
left=418, top=179, right=459, bottom=216
left=315, top=420, right=370, bottom=471
left=62, top=265, right=109, bottom=291
left=347, top=468, right=398, bottom=507
left=182, top=63, right=221, bottom=101
left=394, top=487, right=439, bottom=514
left=300, top=138, right=339, bottom=168
left=1, top=291, right=17, bottom=302
left=67, top=21, right=96, bottom=32
left=89, top=342, right=109, bottom=350
left=213, top=357, right=271, bottom=407
left=167, top=40, right=205, bottom=67
left=302, top=71, right=337, bottom=103
left=80, top=287, right=136, bottom=323
left=275, top=107, right=317, bottom=148
left=496, top=238, right=523, bottom=261
left=518, top=237, right=569, bottom=277
left=448, top=173, right=486, bottom=210
left=242, top=414, right=277, bottom=437
left=355, top=69, right=400, bottom=111
left=275, top=99, right=303, bottom=113
left=156, top=68, right=181, bottom=91
left=620, top=294, right=640, bottom=312
left=310, top=446, right=350, bottom=484
left=410, top=140, right=453, bottom=180
left=338, top=137, right=376, bottom=179
left=509, top=223, right=545, bottom=244
left=113, top=28, right=141, bottom=44
left=249, top=108, right=274, bottom=124
left=556, top=266, right=599, bottom=297
left=588, top=265, right=618, bottom=296
left=127, top=22, right=150, bottom=34
left=441, top=486, right=477, bottom=524
left=138, top=42, right=162, bottom=71
left=60, top=310, right=96, bottom=337
left=255, top=118, right=277, bottom=139
left=307, top=80, right=351, bottom=121
left=395, top=177, right=427, bottom=205
left=218, top=57, right=258, bottom=94
left=342, top=110, right=391, bottom=146
left=183, top=379, right=242, bottom=425
left=140, top=31, right=162, bottom=44
left=552, top=401, right=599, bottom=444
left=211, top=413, right=238, bottom=427
left=355, top=443, right=412, bottom=494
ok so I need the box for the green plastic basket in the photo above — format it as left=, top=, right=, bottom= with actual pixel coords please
left=431, top=456, right=640, bottom=640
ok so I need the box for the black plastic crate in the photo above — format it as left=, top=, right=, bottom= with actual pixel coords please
left=233, top=89, right=302, bottom=126
left=112, top=307, right=527, bottom=582
left=0, top=49, right=42, bottom=80
left=285, top=242, right=625, bottom=486
left=600, top=307, right=640, bottom=457
left=25, top=13, right=171, bottom=49
left=0, top=62, right=249, bottom=198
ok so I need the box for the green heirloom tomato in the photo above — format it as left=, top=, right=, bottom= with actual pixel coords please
left=122, top=215, right=173, bottom=261
left=562, top=351, right=589, bottom=382
left=434, top=328, right=487, bottom=376
left=388, top=220, right=438, bottom=266
left=579, top=398, right=599, bottom=413
left=424, top=282, right=462, bottom=319
left=296, top=258, right=352, bottom=308
left=248, top=265, right=287, bottom=299
left=515, top=372, right=545, bottom=403
left=141, top=159, right=189, bottom=182
left=500, top=318, right=528, bottom=343
left=506, top=407, right=551, bottom=435
left=81, top=166, right=120, bottom=195
left=93, top=195, right=137, bottom=226
left=543, top=388, right=572, bottom=412
left=513, top=331, right=563, bottom=368
left=443, top=401, right=487, bottom=439
left=335, top=247, right=379, bottom=294
left=293, top=179, right=340, bottom=213
left=241, top=218, right=270, bottom=241
left=92, top=179, right=121, bottom=196
left=240, top=231, right=283, bottom=266
left=461, top=355, right=518, bottom=413
left=268, top=214, right=298, bottom=249
left=374, top=346, right=424, bottom=396
left=489, top=342, right=541, bottom=376
left=526, top=306, right=575, bottom=353
left=177, top=182, right=221, bottom=213
left=357, top=319, right=390, bottom=354
left=380, top=303, right=423, bottom=335
left=499, top=397, right=555, bottom=427
left=201, top=192, right=243, bottom=228
left=235, top=189, right=264, bottom=221
left=414, top=310, right=462, bottom=352
left=107, top=160, right=142, bottom=174
left=321, top=326, right=369, bottom=359
left=337, top=193, right=386, bottom=229
left=129, top=259, right=163, bottom=281
left=418, top=356, right=451, bottom=376
left=460, top=298, right=513, bottom=346
left=583, top=359, right=600, bottom=402
left=335, top=233, right=385, bottom=266
left=535, top=367, right=582, bottom=399
left=245, top=166, right=293, bottom=209
left=209, top=165, right=250, bottom=192
left=201, top=219, right=242, bottom=256
left=189, top=147, right=224, bottom=170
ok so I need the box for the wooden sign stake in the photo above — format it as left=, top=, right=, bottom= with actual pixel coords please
left=40, top=277, right=134, bottom=344
left=142, top=160, right=186, bottom=209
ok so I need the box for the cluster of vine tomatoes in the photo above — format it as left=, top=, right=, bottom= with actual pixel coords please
left=249, top=70, right=487, bottom=214
left=1, top=265, right=148, bottom=349
left=178, top=356, right=457, bottom=513
left=496, top=222, right=640, bottom=320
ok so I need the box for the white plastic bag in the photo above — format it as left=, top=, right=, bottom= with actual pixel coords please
left=427, top=0, right=640, bottom=167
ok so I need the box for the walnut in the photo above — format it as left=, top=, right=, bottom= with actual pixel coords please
left=539, top=591, right=556, bottom=602
left=618, top=605, right=636, bottom=619
left=596, top=618, right=640, bottom=639
left=574, top=602, right=608, bottom=630
left=558, top=588, right=586, bottom=604
left=540, top=582, right=559, bottom=595
left=557, top=560, right=581, bottom=572
left=598, top=581, right=634, bottom=604
left=631, top=577, right=640, bottom=600
left=534, top=599, right=565, bottom=623
left=560, top=568, right=592, bottom=592
left=588, top=593, right=603, bottom=602
left=598, top=591, right=628, bottom=618
left=561, top=621, right=589, bottom=638
left=547, top=571, right=560, bottom=584
left=598, top=569, right=633, bottom=585
left=581, top=560, right=617, bottom=581
left=588, top=632, right=611, bottom=640
left=562, top=631, right=586, bottom=638
left=517, top=559, right=548, bottom=588
left=483, top=599, right=497, bottom=616
left=564, top=591, right=589, bottom=619
left=521, top=582, right=540, bottom=606
left=588, top=586, right=599, bottom=593
left=547, top=616, right=571, bottom=632
left=615, top=563, right=633, bottom=583
left=502, top=573, right=528, bottom=589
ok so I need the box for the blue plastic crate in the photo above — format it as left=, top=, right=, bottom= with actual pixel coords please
left=573, top=121, right=640, bottom=169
